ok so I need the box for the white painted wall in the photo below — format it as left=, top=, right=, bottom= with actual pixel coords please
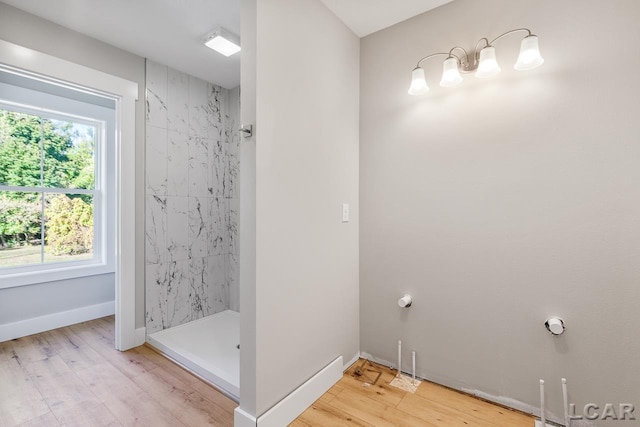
left=0, top=2, right=146, bottom=328
left=360, top=0, right=640, bottom=424
left=238, top=0, right=360, bottom=418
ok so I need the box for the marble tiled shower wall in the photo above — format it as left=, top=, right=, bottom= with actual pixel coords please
left=145, top=59, right=240, bottom=335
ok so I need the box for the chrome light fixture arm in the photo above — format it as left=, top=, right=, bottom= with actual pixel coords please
left=448, top=46, right=471, bottom=71
left=488, top=28, right=533, bottom=47
left=415, top=52, right=460, bottom=69
left=474, top=38, right=490, bottom=58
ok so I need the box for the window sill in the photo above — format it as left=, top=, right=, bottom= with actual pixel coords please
left=0, top=261, right=115, bottom=289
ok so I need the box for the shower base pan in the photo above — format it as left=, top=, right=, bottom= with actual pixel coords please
left=147, top=310, right=240, bottom=401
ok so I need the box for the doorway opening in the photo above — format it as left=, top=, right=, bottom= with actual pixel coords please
left=0, top=40, right=138, bottom=350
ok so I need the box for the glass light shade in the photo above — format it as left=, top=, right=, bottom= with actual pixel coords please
left=439, top=57, right=463, bottom=87
left=408, top=67, right=429, bottom=95
left=475, top=46, right=501, bottom=78
left=514, top=35, right=544, bottom=71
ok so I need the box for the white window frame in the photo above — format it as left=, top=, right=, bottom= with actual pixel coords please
left=0, top=40, right=139, bottom=351
left=0, top=96, right=114, bottom=287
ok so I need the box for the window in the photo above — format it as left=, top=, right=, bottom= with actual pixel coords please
left=0, top=106, right=99, bottom=264
left=0, top=71, right=115, bottom=288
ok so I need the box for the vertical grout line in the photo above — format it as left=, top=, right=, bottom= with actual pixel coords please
left=185, top=72, right=192, bottom=322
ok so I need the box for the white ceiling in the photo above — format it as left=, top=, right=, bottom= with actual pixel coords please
left=2, top=0, right=454, bottom=88
left=1, top=0, right=241, bottom=88
left=320, top=0, right=454, bottom=37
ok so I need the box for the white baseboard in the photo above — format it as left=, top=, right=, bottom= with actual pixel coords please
left=257, top=356, right=343, bottom=427
left=134, top=327, right=146, bottom=347
left=0, top=301, right=115, bottom=342
left=234, top=407, right=257, bottom=427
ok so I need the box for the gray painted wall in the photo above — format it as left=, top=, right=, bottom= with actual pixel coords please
left=0, top=2, right=146, bottom=328
left=360, top=0, right=640, bottom=424
left=0, top=275, right=114, bottom=324
left=239, top=0, right=257, bottom=417
left=242, top=0, right=360, bottom=417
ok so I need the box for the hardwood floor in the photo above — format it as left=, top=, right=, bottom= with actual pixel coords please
left=0, top=316, right=236, bottom=427
left=293, top=360, right=535, bottom=427
left=1, top=318, right=535, bottom=426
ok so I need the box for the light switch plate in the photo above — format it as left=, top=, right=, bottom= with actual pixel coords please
left=342, top=203, right=349, bottom=222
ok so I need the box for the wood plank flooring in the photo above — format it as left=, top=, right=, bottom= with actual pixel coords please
left=0, top=316, right=236, bottom=427
left=293, top=360, right=535, bottom=427
left=1, top=317, right=535, bottom=426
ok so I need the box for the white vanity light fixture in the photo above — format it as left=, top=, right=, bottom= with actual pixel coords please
left=439, top=56, right=464, bottom=87
left=408, top=28, right=544, bottom=95
left=475, top=46, right=501, bottom=78
left=514, top=35, right=545, bottom=70
left=204, top=27, right=241, bottom=57
left=408, top=67, right=429, bottom=95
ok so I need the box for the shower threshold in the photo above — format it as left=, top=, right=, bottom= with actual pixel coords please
left=147, top=310, right=240, bottom=401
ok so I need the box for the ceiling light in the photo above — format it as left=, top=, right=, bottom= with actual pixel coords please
left=204, top=28, right=241, bottom=57
left=408, top=28, right=544, bottom=95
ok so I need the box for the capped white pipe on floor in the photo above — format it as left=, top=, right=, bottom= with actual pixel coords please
left=397, top=340, right=402, bottom=376
left=540, top=380, right=546, bottom=427
left=562, top=378, right=570, bottom=427
left=412, top=351, right=416, bottom=385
